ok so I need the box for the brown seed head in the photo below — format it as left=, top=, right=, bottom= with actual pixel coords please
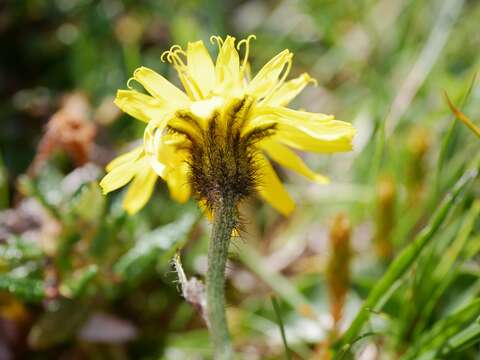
left=326, top=213, right=351, bottom=329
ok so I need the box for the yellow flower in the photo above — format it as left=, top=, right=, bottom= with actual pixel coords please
left=100, top=35, right=355, bottom=215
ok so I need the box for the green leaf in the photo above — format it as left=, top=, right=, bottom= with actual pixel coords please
left=0, top=274, right=44, bottom=302
left=0, top=236, right=43, bottom=266
left=68, top=182, right=105, bottom=223
left=114, top=213, right=198, bottom=281
left=28, top=299, right=91, bottom=349
left=88, top=215, right=122, bottom=259
left=17, top=174, right=62, bottom=220
left=61, top=264, right=99, bottom=298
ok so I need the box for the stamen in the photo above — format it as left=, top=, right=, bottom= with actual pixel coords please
left=210, top=35, right=224, bottom=48
left=260, top=52, right=293, bottom=105
left=169, top=44, right=183, bottom=52
left=244, top=62, right=252, bottom=82
left=175, top=64, right=204, bottom=100
left=237, top=35, right=256, bottom=75
left=162, top=46, right=204, bottom=100
left=161, top=45, right=187, bottom=63
left=126, top=77, right=137, bottom=90
left=277, top=52, right=293, bottom=86
left=307, top=74, right=318, bottom=87
left=168, top=52, right=185, bottom=67
left=160, top=50, right=170, bottom=62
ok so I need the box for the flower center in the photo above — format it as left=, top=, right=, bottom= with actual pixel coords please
left=169, top=96, right=277, bottom=210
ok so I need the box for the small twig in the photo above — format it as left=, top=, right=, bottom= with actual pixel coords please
left=443, top=90, right=480, bottom=138
left=172, top=252, right=208, bottom=325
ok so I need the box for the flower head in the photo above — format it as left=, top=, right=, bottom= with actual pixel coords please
left=100, top=35, right=355, bottom=215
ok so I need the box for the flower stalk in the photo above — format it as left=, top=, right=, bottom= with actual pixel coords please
left=207, top=194, right=236, bottom=359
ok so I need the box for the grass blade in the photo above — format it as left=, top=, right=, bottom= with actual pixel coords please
left=334, top=165, right=478, bottom=353
left=440, top=322, right=480, bottom=356
left=434, top=73, right=477, bottom=196
left=444, top=90, right=480, bottom=138
left=271, top=296, right=292, bottom=360
left=402, top=298, right=480, bottom=359
left=411, top=199, right=480, bottom=336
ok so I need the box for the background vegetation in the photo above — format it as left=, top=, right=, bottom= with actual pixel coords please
left=0, top=0, right=479, bottom=359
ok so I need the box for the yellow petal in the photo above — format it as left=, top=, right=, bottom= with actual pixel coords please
left=144, top=117, right=171, bottom=160
left=122, top=167, right=157, bottom=214
left=150, top=157, right=166, bottom=178
left=215, top=36, right=241, bottom=94
left=166, top=162, right=191, bottom=203
left=187, top=41, right=215, bottom=97
left=197, top=200, right=213, bottom=221
left=146, top=132, right=188, bottom=181
left=156, top=133, right=189, bottom=168
left=132, top=67, right=190, bottom=107
left=114, top=90, right=169, bottom=122
left=106, top=146, right=143, bottom=172
left=250, top=107, right=356, bottom=153
left=100, top=156, right=146, bottom=194
left=256, top=155, right=295, bottom=216
left=253, top=106, right=334, bottom=123
left=275, top=124, right=355, bottom=153
left=266, top=73, right=316, bottom=107
left=190, top=96, right=224, bottom=119
left=247, top=50, right=292, bottom=100
left=261, top=140, right=329, bottom=184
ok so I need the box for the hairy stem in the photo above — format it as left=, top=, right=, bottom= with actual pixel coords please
left=207, top=195, right=236, bottom=359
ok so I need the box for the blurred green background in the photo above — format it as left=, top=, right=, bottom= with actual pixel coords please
left=0, top=0, right=479, bottom=359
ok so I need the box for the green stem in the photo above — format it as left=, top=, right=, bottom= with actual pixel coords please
left=207, top=195, right=236, bottom=359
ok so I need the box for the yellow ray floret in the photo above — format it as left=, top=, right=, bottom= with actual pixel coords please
left=100, top=35, right=356, bottom=215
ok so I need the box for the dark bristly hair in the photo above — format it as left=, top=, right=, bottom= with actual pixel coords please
left=167, top=96, right=276, bottom=216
